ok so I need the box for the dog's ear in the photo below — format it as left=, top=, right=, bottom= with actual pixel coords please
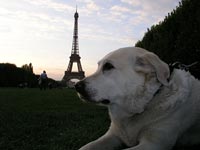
left=135, top=52, right=169, bottom=86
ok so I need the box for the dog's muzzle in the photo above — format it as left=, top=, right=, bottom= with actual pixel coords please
left=75, top=81, right=110, bottom=105
left=75, top=81, right=90, bottom=99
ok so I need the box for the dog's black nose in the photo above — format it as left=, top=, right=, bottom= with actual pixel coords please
left=75, top=81, right=90, bottom=99
left=75, top=81, right=86, bottom=96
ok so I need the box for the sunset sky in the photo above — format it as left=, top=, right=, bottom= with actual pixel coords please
left=0, top=0, right=181, bottom=80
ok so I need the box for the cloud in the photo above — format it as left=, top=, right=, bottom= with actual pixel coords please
left=23, top=0, right=74, bottom=12
left=110, top=5, right=131, bottom=13
left=119, top=0, right=181, bottom=26
left=80, top=24, right=135, bottom=46
left=121, top=0, right=141, bottom=6
left=77, top=0, right=100, bottom=13
left=0, top=5, right=73, bottom=40
left=86, top=1, right=100, bottom=11
left=121, top=0, right=180, bottom=16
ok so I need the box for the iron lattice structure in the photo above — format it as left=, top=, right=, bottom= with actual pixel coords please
left=62, top=9, right=85, bottom=83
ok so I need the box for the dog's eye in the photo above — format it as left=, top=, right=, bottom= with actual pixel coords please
left=103, top=62, right=115, bottom=72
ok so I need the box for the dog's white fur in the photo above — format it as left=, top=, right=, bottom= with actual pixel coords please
left=77, top=47, right=200, bottom=150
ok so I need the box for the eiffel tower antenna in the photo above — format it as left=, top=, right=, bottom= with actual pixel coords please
left=62, top=7, right=85, bottom=84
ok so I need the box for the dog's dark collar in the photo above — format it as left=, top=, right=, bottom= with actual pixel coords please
left=153, top=64, right=174, bottom=97
left=169, top=61, right=198, bottom=73
left=168, top=61, right=198, bottom=81
left=153, top=63, right=175, bottom=97
left=153, top=61, right=198, bottom=97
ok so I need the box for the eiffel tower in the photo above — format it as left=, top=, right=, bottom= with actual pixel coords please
left=62, top=8, right=85, bottom=84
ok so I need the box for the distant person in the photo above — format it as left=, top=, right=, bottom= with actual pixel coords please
left=39, top=70, right=48, bottom=90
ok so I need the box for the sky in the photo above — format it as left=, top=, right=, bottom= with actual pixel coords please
left=0, top=0, right=181, bottom=80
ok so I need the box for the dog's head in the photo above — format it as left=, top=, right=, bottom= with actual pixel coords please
left=75, top=47, right=169, bottom=114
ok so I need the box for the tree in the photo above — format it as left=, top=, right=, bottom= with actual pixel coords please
left=0, top=63, right=37, bottom=87
left=22, top=63, right=33, bottom=73
left=135, top=0, right=200, bottom=78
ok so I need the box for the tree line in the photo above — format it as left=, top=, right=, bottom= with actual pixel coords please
left=0, top=63, right=38, bottom=87
left=135, top=0, right=200, bottom=78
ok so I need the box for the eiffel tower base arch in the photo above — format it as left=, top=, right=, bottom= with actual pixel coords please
left=62, top=71, right=85, bottom=86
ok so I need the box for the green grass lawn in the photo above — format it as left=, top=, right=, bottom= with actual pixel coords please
left=0, top=88, right=199, bottom=150
left=0, top=88, right=110, bottom=150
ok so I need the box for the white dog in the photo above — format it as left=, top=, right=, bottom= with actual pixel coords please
left=75, top=47, right=200, bottom=150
